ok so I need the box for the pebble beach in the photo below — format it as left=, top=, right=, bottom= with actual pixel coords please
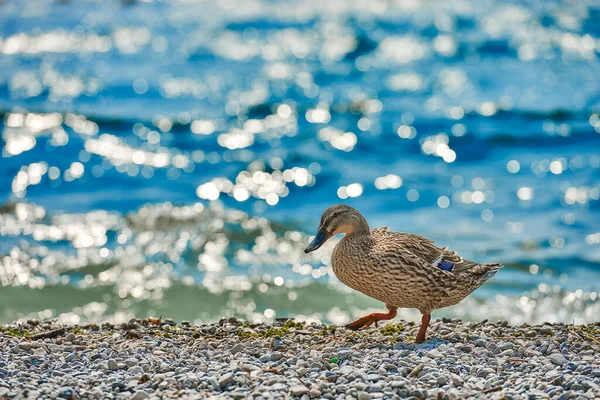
left=1, top=318, right=599, bottom=399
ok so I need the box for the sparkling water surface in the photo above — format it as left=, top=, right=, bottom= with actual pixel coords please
left=1, top=0, right=600, bottom=326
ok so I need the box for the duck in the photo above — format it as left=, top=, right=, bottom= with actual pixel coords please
left=304, top=204, right=502, bottom=343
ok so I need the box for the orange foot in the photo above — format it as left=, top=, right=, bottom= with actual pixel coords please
left=415, top=313, right=431, bottom=343
left=345, top=306, right=397, bottom=330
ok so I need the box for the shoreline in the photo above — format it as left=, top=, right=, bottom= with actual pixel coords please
left=1, top=318, right=599, bottom=399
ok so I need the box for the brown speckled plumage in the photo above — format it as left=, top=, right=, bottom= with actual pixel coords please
left=305, top=204, right=502, bottom=342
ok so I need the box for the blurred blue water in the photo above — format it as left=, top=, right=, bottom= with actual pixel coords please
left=1, top=0, right=599, bottom=325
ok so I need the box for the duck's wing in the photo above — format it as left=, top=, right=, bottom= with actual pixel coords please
left=372, top=231, right=499, bottom=278
left=371, top=231, right=453, bottom=275
left=370, top=230, right=502, bottom=308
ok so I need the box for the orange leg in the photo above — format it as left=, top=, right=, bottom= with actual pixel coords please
left=416, top=313, right=431, bottom=343
left=345, top=305, right=397, bottom=330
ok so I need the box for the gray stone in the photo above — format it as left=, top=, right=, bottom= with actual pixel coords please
left=230, top=343, right=243, bottom=354
left=338, top=350, right=353, bottom=360
left=500, top=349, right=515, bottom=357
left=270, top=383, right=287, bottom=391
left=130, top=390, right=149, bottom=400
left=357, top=392, right=370, bottom=400
left=124, top=358, right=138, bottom=367
left=218, top=372, right=234, bottom=388
left=128, top=366, right=144, bottom=375
left=33, top=348, right=47, bottom=357
left=458, top=345, right=473, bottom=353
left=18, top=342, right=40, bottom=350
left=451, top=374, right=463, bottom=387
left=290, top=385, right=309, bottom=396
left=570, top=383, right=584, bottom=391
left=539, top=326, right=553, bottom=335
left=366, top=373, right=380, bottom=381
left=107, top=359, right=119, bottom=370
left=426, top=349, right=443, bottom=359
left=208, top=377, right=219, bottom=390
left=47, top=344, right=61, bottom=352
left=549, top=354, right=567, bottom=366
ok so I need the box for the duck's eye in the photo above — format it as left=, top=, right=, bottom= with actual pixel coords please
left=323, top=211, right=343, bottom=227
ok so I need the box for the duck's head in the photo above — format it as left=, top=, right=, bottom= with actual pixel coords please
left=304, top=204, right=369, bottom=253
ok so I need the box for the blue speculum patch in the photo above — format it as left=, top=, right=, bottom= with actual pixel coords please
left=438, top=260, right=455, bottom=272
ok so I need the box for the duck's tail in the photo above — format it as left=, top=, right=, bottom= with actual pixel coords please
left=478, top=263, right=502, bottom=283
left=455, top=261, right=503, bottom=285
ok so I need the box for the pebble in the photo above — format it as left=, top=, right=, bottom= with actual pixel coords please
left=124, top=358, right=138, bottom=367
left=130, top=390, right=149, bottom=400
left=219, top=372, right=234, bottom=388
left=128, top=366, right=144, bottom=375
left=458, top=345, right=473, bottom=353
left=18, top=342, right=40, bottom=350
left=366, top=373, right=380, bottom=381
left=571, top=383, right=585, bottom=391
left=426, top=349, right=443, bottom=359
left=550, top=354, right=568, bottom=366
left=270, top=383, right=287, bottom=391
left=357, top=392, right=370, bottom=400
left=33, top=348, right=48, bottom=357
left=0, top=319, right=597, bottom=400
left=451, top=373, right=463, bottom=387
left=230, top=343, right=243, bottom=354
left=107, top=359, right=118, bottom=370
left=290, top=385, right=309, bottom=395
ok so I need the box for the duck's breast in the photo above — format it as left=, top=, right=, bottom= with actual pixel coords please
left=331, top=236, right=406, bottom=305
left=331, top=238, right=371, bottom=292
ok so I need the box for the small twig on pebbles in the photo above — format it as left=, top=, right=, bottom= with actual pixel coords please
left=466, top=386, right=502, bottom=398
left=126, top=331, right=144, bottom=339
left=569, top=327, right=600, bottom=345
left=408, top=363, right=424, bottom=378
left=469, top=319, right=488, bottom=329
left=28, top=328, right=66, bottom=340
left=263, top=368, right=283, bottom=375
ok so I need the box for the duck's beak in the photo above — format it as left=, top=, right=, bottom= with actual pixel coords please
left=304, top=229, right=330, bottom=253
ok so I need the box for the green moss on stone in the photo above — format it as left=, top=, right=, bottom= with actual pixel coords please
left=0, top=326, right=33, bottom=338
left=380, top=324, right=405, bottom=336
